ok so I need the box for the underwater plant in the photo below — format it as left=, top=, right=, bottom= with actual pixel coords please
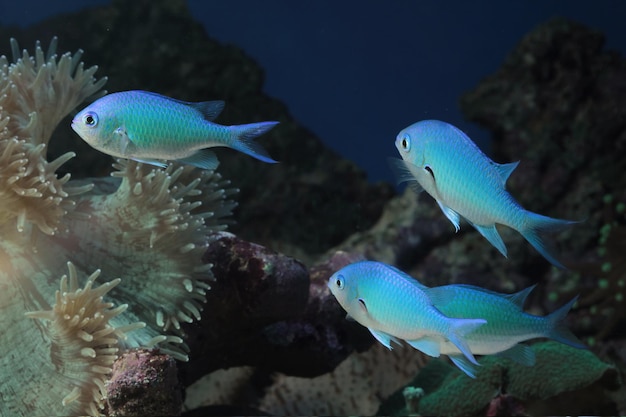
left=0, top=38, right=236, bottom=415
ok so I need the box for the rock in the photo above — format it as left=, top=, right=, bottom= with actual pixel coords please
left=106, top=349, right=182, bottom=417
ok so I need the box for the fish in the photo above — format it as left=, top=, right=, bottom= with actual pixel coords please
left=423, top=283, right=585, bottom=377
left=327, top=260, right=486, bottom=373
left=71, top=90, right=279, bottom=169
left=388, top=119, right=577, bottom=268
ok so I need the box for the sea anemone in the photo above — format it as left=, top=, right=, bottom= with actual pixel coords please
left=0, top=38, right=237, bottom=415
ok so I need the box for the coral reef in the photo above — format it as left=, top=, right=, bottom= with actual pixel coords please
left=379, top=341, right=620, bottom=417
left=0, top=38, right=236, bottom=415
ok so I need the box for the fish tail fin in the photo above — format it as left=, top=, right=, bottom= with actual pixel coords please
left=447, top=318, right=486, bottom=365
left=546, top=296, right=586, bottom=349
left=230, top=121, right=279, bottom=163
left=518, top=210, right=579, bottom=269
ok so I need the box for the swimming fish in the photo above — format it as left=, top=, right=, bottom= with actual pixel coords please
left=327, top=260, right=486, bottom=371
left=424, top=283, right=585, bottom=377
left=389, top=119, right=576, bottom=268
left=71, top=90, right=279, bottom=169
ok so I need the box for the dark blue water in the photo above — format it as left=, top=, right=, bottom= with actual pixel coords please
left=2, top=0, right=625, bottom=184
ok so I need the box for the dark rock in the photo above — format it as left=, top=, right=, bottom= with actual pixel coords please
left=458, top=17, right=626, bottom=337
left=180, top=231, right=309, bottom=385
left=106, top=349, right=182, bottom=417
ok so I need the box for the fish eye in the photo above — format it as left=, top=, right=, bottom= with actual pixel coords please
left=335, top=274, right=345, bottom=290
left=82, top=112, right=98, bottom=127
left=401, top=134, right=411, bottom=151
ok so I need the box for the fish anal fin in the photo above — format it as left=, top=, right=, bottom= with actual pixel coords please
left=471, top=222, right=508, bottom=257
left=177, top=149, right=220, bottom=170
left=369, top=328, right=400, bottom=350
left=496, top=343, right=536, bottom=366
left=449, top=355, right=479, bottom=378
left=406, top=337, right=441, bottom=357
left=132, top=158, right=168, bottom=168
left=437, top=201, right=461, bottom=232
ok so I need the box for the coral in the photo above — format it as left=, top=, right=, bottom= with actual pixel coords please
left=0, top=38, right=236, bottom=415
left=379, top=341, right=621, bottom=417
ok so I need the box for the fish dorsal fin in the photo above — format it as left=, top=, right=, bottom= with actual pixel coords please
left=448, top=355, right=479, bottom=378
left=504, top=285, right=536, bottom=309
left=423, top=285, right=457, bottom=308
left=494, top=161, right=520, bottom=186
left=496, top=343, right=536, bottom=366
left=189, top=100, right=225, bottom=121
left=406, top=336, right=441, bottom=357
left=369, top=328, right=401, bottom=350
left=446, top=284, right=535, bottom=310
left=382, top=264, right=429, bottom=291
left=387, top=157, right=424, bottom=193
left=437, top=201, right=461, bottom=232
left=139, top=90, right=226, bottom=122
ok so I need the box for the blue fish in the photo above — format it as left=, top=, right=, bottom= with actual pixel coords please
left=72, top=90, right=279, bottom=169
left=424, top=283, right=585, bottom=377
left=327, top=261, right=486, bottom=371
left=389, top=119, right=577, bottom=268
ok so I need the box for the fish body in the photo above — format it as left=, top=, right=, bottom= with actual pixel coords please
left=425, top=283, right=584, bottom=376
left=389, top=119, right=576, bottom=268
left=327, top=261, right=486, bottom=370
left=71, top=90, right=278, bottom=169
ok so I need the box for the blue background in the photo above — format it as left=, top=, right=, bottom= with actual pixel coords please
left=2, top=1, right=625, bottom=184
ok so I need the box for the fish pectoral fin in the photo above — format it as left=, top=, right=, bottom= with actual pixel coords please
left=368, top=328, right=400, bottom=350
left=115, top=126, right=136, bottom=156
left=496, top=343, right=536, bottom=366
left=449, top=355, right=479, bottom=378
left=470, top=222, right=508, bottom=257
left=132, top=158, right=168, bottom=168
left=177, top=149, right=220, bottom=170
left=406, top=337, right=441, bottom=357
left=387, top=157, right=424, bottom=193
left=436, top=201, right=462, bottom=232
